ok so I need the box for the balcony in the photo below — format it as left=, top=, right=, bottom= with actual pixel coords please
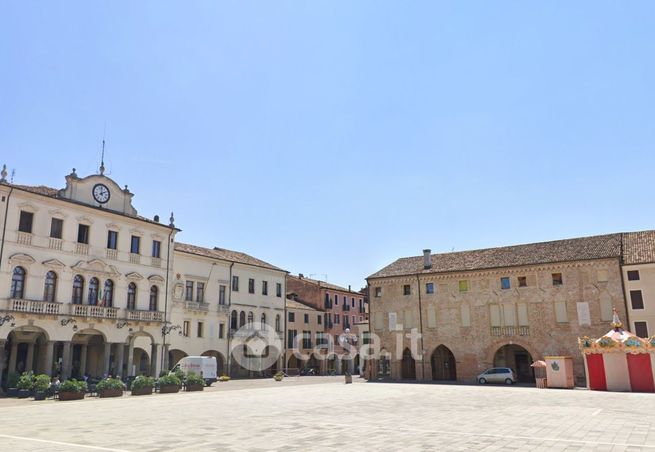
left=17, top=232, right=33, bottom=246
left=49, top=238, right=63, bottom=250
left=519, top=326, right=530, bottom=336
left=490, top=325, right=528, bottom=337
left=129, top=253, right=140, bottom=264
left=9, top=298, right=62, bottom=315
left=217, top=304, right=230, bottom=313
left=342, top=304, right=350, bottom=312
left=106, top=249, right=118, bottom=260
left=69, top=304, right=119, bottom=319
left=126, top=309, right=164, bottom=322
left=151, top=257, right=162, bottom=268
left=75, top=243, right=89, bottom=255
left=185, top=301, right=209, bottom=312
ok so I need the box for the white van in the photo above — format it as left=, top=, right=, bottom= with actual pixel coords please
left=173, top=356, right=218, bottom=385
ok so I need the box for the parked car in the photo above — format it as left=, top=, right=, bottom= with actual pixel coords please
left=477, top=367, right=517, bottom=385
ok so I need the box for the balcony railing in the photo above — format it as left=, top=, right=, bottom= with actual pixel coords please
left=106, top=249, right=118, bottom=260
left=217, top=304, right=230, bottom=313
left=185, top=301, right=209, bottom=311
left=490, top=325, right=527, bottom=337
left=9, top=298, right=61, bottom=315
left=69, top=304, right=119, bottom=319
left=129, top=253, right=140, bottom=264
left=17, top=232, right=33, bottom=246
left=126, top=309, right=164, bottom=322
left=49, top=238, right=63, bottom=250
left=151, top=257, right=162, bottom=268
left=519, top=326, right=530, bottom=336
left=75, top=243, right=89, bottom=255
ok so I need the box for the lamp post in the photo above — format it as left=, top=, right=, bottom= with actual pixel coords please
left=0, top=315, right=15, bottom=327
left=339, top=328, right=358, bottom=384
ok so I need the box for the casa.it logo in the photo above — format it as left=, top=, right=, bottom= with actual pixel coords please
left=230, top=322, right=283, bottom=371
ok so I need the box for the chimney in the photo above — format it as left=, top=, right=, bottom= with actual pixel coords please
left=423, top=249, right=432, bottom=270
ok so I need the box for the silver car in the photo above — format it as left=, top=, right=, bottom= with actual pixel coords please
left=477, top=367, right=517, bottom=385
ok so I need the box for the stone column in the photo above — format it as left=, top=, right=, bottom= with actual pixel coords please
left=0, top=340, right=6, bottom=390
left=150, top=343, right=161, bottom=377
left=115, top=344, right=125, bottom=379
left=103, top=343, right=111, bottom=376
left=61, top=342, right=72, bottom=380
left=127, top=341, right=135, bottom=377
left=8, top=341, right=18, bottom=376
left=162, top=344, right=170, bottom=372
left=43, top=341, right=55, bottom=376
left=79, top=345, right=88, bottom=377
left=25, top=342, right=35, bottom=372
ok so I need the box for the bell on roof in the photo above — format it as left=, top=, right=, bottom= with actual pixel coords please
left=0, top=164, right=7, bottom=183
left=611, top=307, right=623, bottom=330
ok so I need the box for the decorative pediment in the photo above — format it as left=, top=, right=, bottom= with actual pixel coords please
left=16, top=202, right=38, bottom=213
left=125, top=272, right=144, bottom=281
left=42, top=258, right=66, bottom=269
left=106, top=223, right=121, bottom=231
left=76, top=215, right=94, bottom=225
left=148, top=274, right=165, bottom=284
left=71, top=259, right=121, bottom=277
left=48, top=209, right=68, bottom=218
left=130, top=228, right=144, bottom=236
left=151, top=233, right=164, bottom=241
left=9, top=253, right=36, bottom=266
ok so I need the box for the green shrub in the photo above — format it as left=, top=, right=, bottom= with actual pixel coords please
left=172, top=368, right=185, bottom=381
left=131, top=375, right=155, bottom=390
left=185, top=371, right=205, bottom=386
left=7, top=372, right=19, bottom=388
left=96, top=377, right=124, bottom=391
left=33, top=374, right=51, bottom=393
left=17, top=371, right=34, bottom=390
left=158, top=373, right=181, bottom=386
left=60, top=379, right=87, bottom=393
left=159, top=370, right=169, bottom=378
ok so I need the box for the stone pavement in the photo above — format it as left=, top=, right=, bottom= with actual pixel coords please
left=0, top=376, right=654, bottom=451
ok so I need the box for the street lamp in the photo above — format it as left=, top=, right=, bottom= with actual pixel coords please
left=339, top=328, right=358, bottom=384
left=0, top=314, right=15, bottom=327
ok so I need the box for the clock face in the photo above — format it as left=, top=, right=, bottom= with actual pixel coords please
left=92, top=183, right=110, bottom=204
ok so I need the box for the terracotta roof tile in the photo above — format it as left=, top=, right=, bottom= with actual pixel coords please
left=368, top=233, right=623, bottom=279
left=174, top=242, right=285, bottom=272
left=287, top=274, right=356, bottom=293
left=622, top=231, right=655, bottom=265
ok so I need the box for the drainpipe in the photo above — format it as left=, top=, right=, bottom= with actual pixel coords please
left=160, top=227, right=174, bottom=373
left=618, top=235, right=631, bottom=330
left=0, top=186, right=14, bottom=273
left=226, top=262, right=234, bottom=376
left=366, top=279, right=372, bottom=380
left=415, top=273, right=426, bottom=380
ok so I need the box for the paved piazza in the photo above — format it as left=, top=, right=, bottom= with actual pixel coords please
left=0, top=377, right=654, bottom=451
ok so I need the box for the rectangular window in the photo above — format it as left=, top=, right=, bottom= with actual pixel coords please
left=304, top=313, right=309, bottom=323
left=219, top=285, right=226, bottom=305
left=262, top=280, right=268, bottom=295
left=363, top=332, right=371, bottom=345
left=287, top=330, right=296, bottom=349
left=627, top=270, right=640, bottom=281
left=232, top=276, right=239, bottom=291
left=302, top=331, right=312, bottom=349
left=458, top=280, right=469, bottom=292
left=334, top=314, right=340, bottom=324
left=500, top=277, right=511, bottom=290
left=197, top=321, right=204, bottom=338
left=288, top=312, right=295, bottom=322
left=518, top=276, right=527, bottom=287
left=403, top=285, right=411, bottom=295
left=196, top=282, right=205, bottom=303
left=335, top=295, right=339, bottom=305
left=50, top=218, right=63, bottom=239
left=351, top=297, right=355, bottom=308
left=152, top=240, right=161, bottom=258
left=107, top=230, right=118, bottom=249
left=248, top=278, right=255, bottom=294
left=18, top=211, right=33, bottom=233
left=374, top=287, right=382, bottom=297
left=185, top=281, right=194, bottom=301
left=183, top=320, right=190, bottom=337
left=635, top=321, right=649, bottom=338
left=77, top=224, right=89, bottom=244
left=130, top=235, right=141, bottom=254
left=218, top=323, right=225, bottom=339
left=276, top=283, right=282, bottom=297
left=318, top=315, right=322, bottom=325
left=630, top=290, right=645, bottom=310
left=426, top=283, right=434, bottom=294
left=552, top=273, right=563, bottom=286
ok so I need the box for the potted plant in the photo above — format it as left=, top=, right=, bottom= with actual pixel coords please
left=218, top=374, right=230, bottom=382
left=96, top=377, right=124, bottom=398
left=184, top=371, right=205, bottom=392
left=273, top=371, right=285, bottom=382
left=130, top=375, right=155, bottom=396
left=59, top=379, right=87, bottom=401
left=16, top=371, right=34, bottom=398
left=157, top=373, right=181, bottom=393
left=6, top=372, right=20, bottom=397
left=33, top=374, right=51, bottom=400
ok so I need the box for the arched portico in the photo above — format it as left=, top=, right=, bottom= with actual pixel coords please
left=401, top=348, right=416, bottom=380
left=431, top=345, right=457, bottom=381
left=201, top=350, right=226, bottom=375
left=493, top=343, right=534, bottom=382
left=168, top=349, right=188, bottom=370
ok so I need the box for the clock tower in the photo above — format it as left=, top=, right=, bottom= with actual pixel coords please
left=58, top=168, right=138, bottom=216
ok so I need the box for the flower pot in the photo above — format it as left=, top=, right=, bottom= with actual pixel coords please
left=6, top=388, right=19, bottom=398
left=99, top=388, right=123, bottom=398
left=59, top=391, right=85, bottom=401
left=17, top=389, right=32, bottom=399
left=185, top=384, right=204, bottom=392
left=131, top=386, right=153, bottom=396
left=34, top=391, right=47, bottom=401
left=159, top=384, right=180, bottom=394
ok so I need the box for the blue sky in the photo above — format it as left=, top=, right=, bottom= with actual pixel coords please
left=1, top=1, right=654, bottom=290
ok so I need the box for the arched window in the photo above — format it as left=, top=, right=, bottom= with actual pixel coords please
left=43, top=271, right=57, bottom=302
left=127, top=282, right=137, bottom=310
left=72, top=275, right=84, bottom=304
left=230, top=310, right=238, bottom=330
left=88, top=277, right=99, bottom=306
left=275, top=314, right=281, bottom=332
left=10, top=266, right=26, bottom=299
left=103, top=280, right=114, bottom=307
left=261, top=313, right=267, bottom=329
left=239, top=311, right=246, bottom=328
left=149, top=286, right=158, bottom=311
left=247, top=311, right=254, bottom=327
